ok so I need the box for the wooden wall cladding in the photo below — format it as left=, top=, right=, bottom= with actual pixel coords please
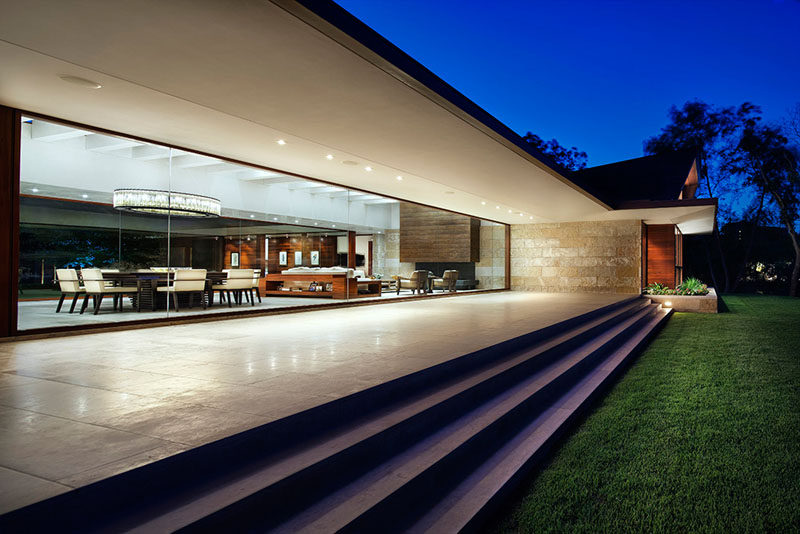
left=267, top=235, right=337, bottom=273
left=225, top=236, right=264, bottom=271
left=0, top=106, right=20, bottom=337
left=646, top=224, right=676, bottom=287
left=399, top=203, right=480, bottom=263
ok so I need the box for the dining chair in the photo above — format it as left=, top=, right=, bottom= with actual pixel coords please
left=55, top=268, right=85, bottom=313
left=156, top=269, right=207, bottom=312
left=80, top=268, right=140, bottom=315
left=211, top=269, right=255, bottom=307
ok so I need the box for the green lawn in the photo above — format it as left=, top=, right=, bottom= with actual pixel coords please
left=492, top=295, right=800, bottom=533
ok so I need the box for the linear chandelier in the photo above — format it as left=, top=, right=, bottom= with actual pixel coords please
left=112, top=189, right=221, bottom=217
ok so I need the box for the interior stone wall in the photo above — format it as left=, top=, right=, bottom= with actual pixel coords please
left=510, top=220, right=641, bottom=293
left=475, top=224, right=506, bottom=289
left=372, top=233, right=386, bottom=277
left=383, top=229, right=415, bottom=278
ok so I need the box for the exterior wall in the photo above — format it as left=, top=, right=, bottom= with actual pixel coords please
left=510, top=220, right=641, bottom=293
left=475, top=223, right=506, bottom=289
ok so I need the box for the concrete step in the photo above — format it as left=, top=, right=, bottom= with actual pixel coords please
left=178, top=304, right=660, bottom=532
left=408, top=307, right=671, bottom=533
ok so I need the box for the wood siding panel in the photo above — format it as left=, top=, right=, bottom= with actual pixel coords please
left=646, top=224, right=676, bottom=287
left=399, top=203, right=479, bottom=262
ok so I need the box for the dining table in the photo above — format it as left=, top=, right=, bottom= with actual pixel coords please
left=101, top=270, right=229, bottom=311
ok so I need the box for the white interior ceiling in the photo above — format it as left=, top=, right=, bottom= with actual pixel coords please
left=0, top=0, right=612, bottom=225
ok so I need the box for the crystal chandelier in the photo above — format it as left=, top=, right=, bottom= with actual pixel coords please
left=112, top=189, right=221, bottom=217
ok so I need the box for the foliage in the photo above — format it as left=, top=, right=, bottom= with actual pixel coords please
left=643, top=278, right=709, bottom=296
left=643, top=282, right=670, bottom=295
left=491, top=295, right=800, bottom=533
left=521, top=132, right=587, bottom=171
left=723, top=119, right=800, bottom=296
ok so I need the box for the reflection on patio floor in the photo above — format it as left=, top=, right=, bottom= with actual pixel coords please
left=17, top=290, right=484, bottom=331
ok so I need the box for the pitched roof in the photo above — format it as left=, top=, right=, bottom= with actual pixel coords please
left=570, top=150, right=697, bottom=208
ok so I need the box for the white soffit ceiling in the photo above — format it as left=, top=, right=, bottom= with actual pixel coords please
left=585, top=204, right=717, bottom=235
left=0, top=0, right=609, bottom=224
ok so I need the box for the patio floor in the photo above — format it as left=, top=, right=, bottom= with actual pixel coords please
left=0, top=291, right=630, bottom=514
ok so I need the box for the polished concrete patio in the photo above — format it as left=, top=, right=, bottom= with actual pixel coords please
left=0, top=291, right=630, bottom=514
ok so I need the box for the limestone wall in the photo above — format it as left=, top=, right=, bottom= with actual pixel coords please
left=383, top=229, right=415, bottom=278
left=510, top=220, right=641, bottom=293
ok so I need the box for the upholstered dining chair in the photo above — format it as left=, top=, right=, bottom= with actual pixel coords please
left=393, top=270, right=428, bottom=295
left=156, top=268, right=207, bottom=312
left=80, top=268, right=140, bottom=315
left=211, top=269, right=255, bottom=307
left=251, top=270, right=262, bottom=303
left=431, top=270, right=459, bottom=293
left=55, top=268, right=85, bottom=313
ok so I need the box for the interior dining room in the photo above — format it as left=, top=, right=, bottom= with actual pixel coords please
left=17, top=116, right=507, bottom=333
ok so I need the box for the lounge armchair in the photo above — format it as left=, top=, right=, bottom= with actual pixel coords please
left=393, top=270, right=428, bottom=295
left=431, top=270, right=459, bottom=292
left=156, top=268, right=207, bottom=311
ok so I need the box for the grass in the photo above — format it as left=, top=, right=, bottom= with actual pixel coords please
left=491, top=295, right=800, bottom=533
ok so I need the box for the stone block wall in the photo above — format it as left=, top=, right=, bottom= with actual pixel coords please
left=510, top=220, right=641, bottom=293
left=383, top=229, right=415, bottom=278
left=475, top=223, right=506, bottom=289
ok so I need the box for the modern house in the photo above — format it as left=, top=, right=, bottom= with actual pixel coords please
left=0, top=1, right=718, bottom=530
left=0, top=1, right=716, bottom=338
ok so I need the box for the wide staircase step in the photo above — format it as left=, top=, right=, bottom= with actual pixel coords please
left=0, top=296, right=671, bottom=533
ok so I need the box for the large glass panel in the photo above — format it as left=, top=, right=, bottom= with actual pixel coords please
left=17, top=117, right=507, bottom=332
left=18, top=117, right=171, bottom=329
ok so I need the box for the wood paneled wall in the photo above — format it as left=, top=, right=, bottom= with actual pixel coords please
left=399, top=203, right=480, bottom=262
left=645, top=224, right=676, bottom=287
left=0, top=106, right=20, bottom=337
left=267, top=235, right=337, bottom=273
left=224, top=236, right=264, bottom=271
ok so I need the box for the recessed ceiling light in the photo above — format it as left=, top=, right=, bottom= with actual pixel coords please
left=365, top=166, right=373, bottom=172
left=481, top=201, right=486, bottom=205
left=529, top=216, right=533, bottom=220
left=396, top=175, right=403, bottom=181
left=520, top=213, right=524, bottom=216
left=496, top=206, right=500, bottom=209
left=82, top=194, right=88, bottom=199
left=31, top=188, right=39, bottom=193
left=277, top=139, right=286, bottom=145
left=59, top=75, right=102, bottom=89
left=326, top=154, right=333, bottom=160
left=508, top=209, right=512, bottom=213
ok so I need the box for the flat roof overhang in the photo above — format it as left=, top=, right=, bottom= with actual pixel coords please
left=587, top=198, right=718, bottom=235
left=0, top=0, right=610, bottom=225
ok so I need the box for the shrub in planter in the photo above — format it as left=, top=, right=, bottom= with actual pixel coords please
left=643, top=278, right=710, bottom=296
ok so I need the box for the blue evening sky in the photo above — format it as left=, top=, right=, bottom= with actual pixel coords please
left=336, top=0, right=800, bottom=167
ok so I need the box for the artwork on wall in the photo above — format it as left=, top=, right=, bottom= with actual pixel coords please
left=310, top=250, right=320, bottom=266
left=279, top=251, right=288, bottom=265
left=294, top=251, right=303, bottom=265
left=230, top=252, right=239, bottom=267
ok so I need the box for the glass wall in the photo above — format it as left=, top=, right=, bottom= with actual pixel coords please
left=17, top=116, right=506, bottom=331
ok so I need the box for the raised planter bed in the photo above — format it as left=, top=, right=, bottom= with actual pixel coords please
left=645, top=287, right=718, bottom=313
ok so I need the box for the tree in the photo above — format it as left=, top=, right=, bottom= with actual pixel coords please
left=643, top=100, right=762, bottom=292
left=522, top=132, right=587, bottom=171
left=726, top=123, right=800, bottom=296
